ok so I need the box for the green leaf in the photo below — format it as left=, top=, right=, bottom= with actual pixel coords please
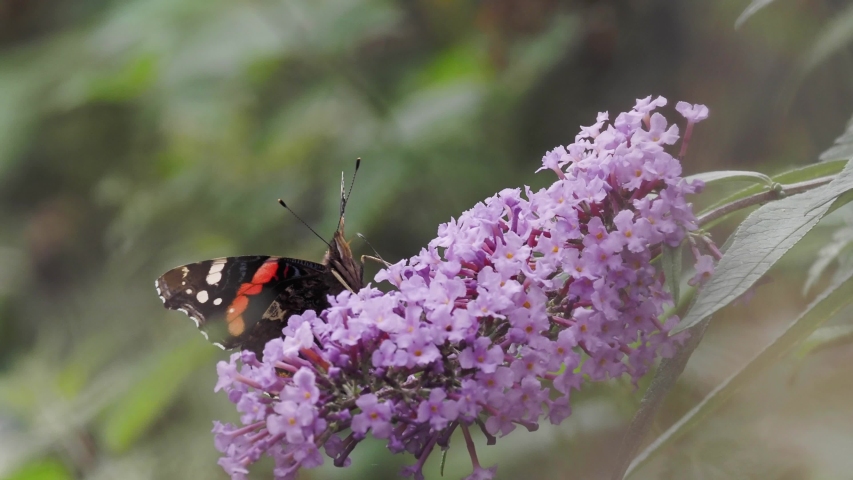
left=57, top=332, right=128, bottom=397
left=804, top=159, right=853, bottom=212
left=697, top=160, right=848, bottom=221
left=735, top=0, right=779, bottom=29
left=685, top=171, right=772, bottom=188
left=682, top=160, right=853, bottom=331
left=609, top=312, right=710, bottom=480
left=625, top=268, right=853, bottom=478
left=97, top=338, right=214, bottom=453
left=662, top=243, right=683, bottom=305
left=768, top=159, right=849, bottom=184
left=803, top=227, right=853, bottom=295
left=820, top=113, right=853, bottom=162
left=406, top=42, right=490, bottom=91
left=440, top=448, right=448, bottom=476
left=87, top=53, right=158, bottom=102
left=677, top=162, right=853, bottom=333
left=793, top=323, right=853, bottom=359
left=830, top=247, right=853, bottom=286
left=0, top=72, right=38, bottom=177
left=827, top=189, right=853, bottom=216
left=799, top=2, right=853, bottom=79
left=4, top=458, right=72, bottom=480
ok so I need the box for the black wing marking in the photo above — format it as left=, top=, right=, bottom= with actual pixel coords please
left=156, top=256, right=326, bottom=352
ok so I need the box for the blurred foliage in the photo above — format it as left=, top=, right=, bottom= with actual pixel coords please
left=2, top=0, right=853, bottom=479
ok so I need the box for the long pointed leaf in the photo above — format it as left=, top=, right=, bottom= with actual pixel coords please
left=624, top=268, right=853, bottom=478
left=676, top=160, right=853, bottom=333
left=697, top=160, right=847, bottom=222
left=735, top=0, right=779, bottom=29
left=794, top=323, right=853, bottom=359
left=609, top=315, right=710, bottom=480
left=804, top=158, right=853, bottom=212
left=803, top=227, right=853, bottom=295
left=685, top=171, right=772, bottom=187
left=799, top=3, right=853, bottom=80
left=662, top=243, right=683, bottom=305
left=821, top=110, right=853, bottom=162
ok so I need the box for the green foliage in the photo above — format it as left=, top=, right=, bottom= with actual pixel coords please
left=4, top=458, right=72, bottom=480
left=799, top=3, right=853, bottom=80
left=661, top=243, right=683, bottom=306
left=97, top=338, right=215, bottom=454
left=793, top=323, right=853, bottom=359
left=685, top=170, right=773, bottom=188
left=735, top=0, right=780, bottom=29
left=820, top=113, right=853, bottom=162
left=626, top=266, right=853, bottom=478
left=698, top=159, right=849, bottom=229
left=803, top=222, right=853, bottom=294
left=677, top=160, right=853, bottom=332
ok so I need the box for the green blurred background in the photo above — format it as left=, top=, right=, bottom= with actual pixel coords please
left=2, top=0, right=853, bottom=479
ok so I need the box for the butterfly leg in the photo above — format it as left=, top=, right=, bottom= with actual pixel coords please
left=331, top=269, right=356, bottom=293
left=362, top=255, right=392, bottom=267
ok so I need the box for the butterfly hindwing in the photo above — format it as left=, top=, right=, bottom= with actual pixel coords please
left=156, top=256, right=329, bottom=353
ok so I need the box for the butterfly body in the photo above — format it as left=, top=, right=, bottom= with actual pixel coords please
left=156, top=219, right=363, bottom=358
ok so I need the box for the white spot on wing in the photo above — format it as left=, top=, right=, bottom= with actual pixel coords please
left=213, top=298, right=222, bottom=306
left=181, top=266, right=190, bottom=278
left=185, top=288, right=192, bottom=294
left=200, top=330, right=209, bottom=340
left=155, top=281, right=165, bottom=302
left=196, top=290, right=209, bottom=303
left=213, top=342, right=226, bottom=350
left=209, top=260, right=226, bottom=274
left=206, top=272, right=222, bottom=285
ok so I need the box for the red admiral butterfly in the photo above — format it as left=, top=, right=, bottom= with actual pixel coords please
left=155, top=164, right=364, bottom=359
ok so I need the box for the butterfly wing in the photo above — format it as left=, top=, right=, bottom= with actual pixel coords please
left=156, top=256, right=332, bottom=355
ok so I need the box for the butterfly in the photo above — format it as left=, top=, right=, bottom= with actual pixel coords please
left=155, top=164, right=364, bottom=359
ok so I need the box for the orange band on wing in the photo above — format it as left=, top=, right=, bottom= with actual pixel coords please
left=223, top=261, right=281, bottom=338
left=252, top=261, right=279, bottom=284
left=237, top=283, right=263, bottom=296
left=228, top=316, right=245, bottom=336
left=227, top=295, right=249, bottom=322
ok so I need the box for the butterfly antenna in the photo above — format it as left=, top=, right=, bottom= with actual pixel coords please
left=338, top=157, right=361, bottom=224
left=278, top=199, right=332, bottom=248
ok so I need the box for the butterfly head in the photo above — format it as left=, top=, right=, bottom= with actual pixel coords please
left=324, top=217, right=363, bottom=292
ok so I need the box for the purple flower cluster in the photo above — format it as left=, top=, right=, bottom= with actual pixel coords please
left=212, top=96, right=712, bottom=480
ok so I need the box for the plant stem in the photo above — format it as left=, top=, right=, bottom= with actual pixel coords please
left=697, top=176, right=835, bottom=228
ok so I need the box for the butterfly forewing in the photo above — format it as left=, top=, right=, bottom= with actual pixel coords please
left=156, top=256, right=329, bottom=353
left=156, top=189, right=365, bottom=358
